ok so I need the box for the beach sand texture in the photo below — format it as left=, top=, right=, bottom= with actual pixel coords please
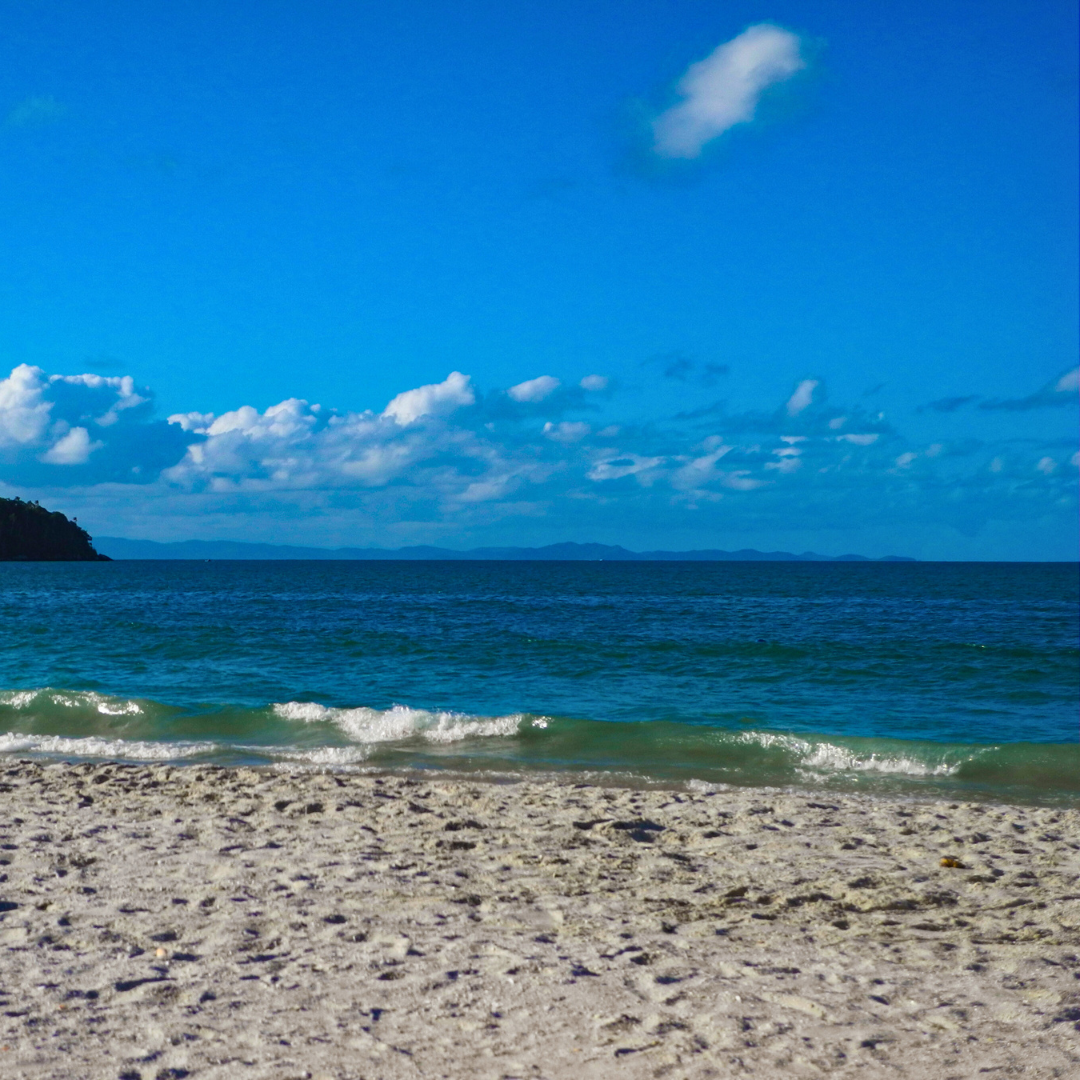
left=0, top=762, right=1078, bottom=1079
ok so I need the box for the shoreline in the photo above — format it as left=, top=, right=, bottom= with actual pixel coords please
left=1, top=762, right=1077, bottom=1078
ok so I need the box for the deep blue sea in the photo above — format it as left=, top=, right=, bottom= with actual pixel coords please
left=0, top=561, right=1076, bottom=803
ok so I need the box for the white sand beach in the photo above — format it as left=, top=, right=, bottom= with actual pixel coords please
left=1, top=762, right=1077, bottom=1079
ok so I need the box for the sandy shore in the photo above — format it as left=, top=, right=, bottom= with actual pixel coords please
left=0, top=762, right=1077, bottom=1079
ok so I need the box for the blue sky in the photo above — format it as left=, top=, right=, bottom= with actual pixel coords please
left=0, top=0, right=1076, bottom=558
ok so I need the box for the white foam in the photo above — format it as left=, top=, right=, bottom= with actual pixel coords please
left=734, top=730, right=959, bottom=778
left=0, top=733, right=213, bottom=761
left=0, top=690, right=39, bottom=709
left=266, top=745, right=372, bottom=766
left=798, top=741, right=957, bottom=777
left=272, top=701, right=543, bottom=745
left=685, top=778, right=731, bottom=793
left=0, top=688, right=143, bottom=716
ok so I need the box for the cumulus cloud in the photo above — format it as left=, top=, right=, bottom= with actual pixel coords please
left=580, top=375, right=608, bottom=391
left=0, top=364, right=187, bottom=483
left=652, top=24, right=806, bottom=159
left=41, top=427, right=101, bottom=465
left=381, top=371, right=474, bottom=425
left=508, top=375, right=560, bottom=403
left=0, top=364, right=52, bottom=447
left=1, top=363, right=1074, bottom=550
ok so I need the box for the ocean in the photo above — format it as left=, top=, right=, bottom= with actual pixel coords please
left=0, top=560, right=1076, bottom=803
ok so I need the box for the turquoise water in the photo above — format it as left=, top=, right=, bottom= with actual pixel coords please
left=0, top=561, right=1076, bottom=802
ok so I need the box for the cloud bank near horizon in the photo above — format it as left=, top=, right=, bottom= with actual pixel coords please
left=0, top=360, right=1076, bottom=553
left=652, top=24, right=806, bottom=159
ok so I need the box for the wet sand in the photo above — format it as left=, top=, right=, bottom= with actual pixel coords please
left=0, top=761, right=1077, bottom=1079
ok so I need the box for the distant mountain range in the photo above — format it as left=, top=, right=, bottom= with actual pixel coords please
left=95, top=537, right=916, bottom=562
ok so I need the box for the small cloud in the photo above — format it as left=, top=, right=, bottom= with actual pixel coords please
left=382, top=371, right=474, bottom=425
left=1056, top=368, right=1079, bottom=393
left=895, top=452, right=917, bottom=468
left=6, top=95, right=66, bottom=127
left=652, top=24, right=806, bottom=159
left=1035, top=456, right=1056, bottom=475
left=580, top=374, right=609, bottom=392
left=543, top=421, right=590, bottom=443
left=765, top=446, right=802, bottom=473
left=836, top=433, right=879, bottom=446
left=588, top=453, right=665, bottom=482
left=785, top=378, right=819, bottom=416
left=508, top=375, right=560, bottom=403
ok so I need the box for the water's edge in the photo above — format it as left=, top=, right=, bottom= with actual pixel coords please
left=2, top=687, right=1075, bottom=806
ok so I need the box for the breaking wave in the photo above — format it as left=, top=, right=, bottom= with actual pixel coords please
left=0, top=687, right=1076, bottom=802
left=272, top=701, right=541, bottom=743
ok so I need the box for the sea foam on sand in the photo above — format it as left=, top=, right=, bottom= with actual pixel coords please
left=0, top=762, right=1077, bottom=1079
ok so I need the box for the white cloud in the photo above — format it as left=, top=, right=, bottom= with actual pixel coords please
left=41, top=426, right=101, bottom=465
left=785, top=378, right=818, bottom=416
left=0, top=364, right=52, bottom=446
left=0, top=364, right=159, bottom=474
left=652, top=24, right=805, bottom=159
left=382, top=371, right=474, bottom=425
left=722, top=471, right=766, bottom=491
left=765, top=446, right=802, bottom=473
left=53, top=373, right=148, bottom=426
left=672, top=446, right=732, bottom=490
left=508, top=375, right=560, bottom=403
left=543, top=421, right=590, bottom=443
left=1055, top=367, right=1079, bottom=393
left=580, top=374, right=608, bottom=391
left=588, top=454, right=665, bottom=482
left=3, top=362, right=1074, bottom=549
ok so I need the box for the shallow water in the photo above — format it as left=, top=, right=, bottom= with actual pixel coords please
left=0, top=560, right=1076, bottom=802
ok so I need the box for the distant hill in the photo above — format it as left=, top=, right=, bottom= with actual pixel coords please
left=95, top=537, right=915, bottom=563
left=0, top=498, right=110, bottom=561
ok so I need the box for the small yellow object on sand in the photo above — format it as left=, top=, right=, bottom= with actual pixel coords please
left=940, top=857, right=964, bottom=868
left=155, top=947, right=168, bottom=958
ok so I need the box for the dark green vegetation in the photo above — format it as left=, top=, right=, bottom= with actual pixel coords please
left=0, top=497, right=109, bottom=561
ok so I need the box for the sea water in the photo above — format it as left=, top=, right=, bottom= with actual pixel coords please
left=0, top=560, right=1076, bottom=803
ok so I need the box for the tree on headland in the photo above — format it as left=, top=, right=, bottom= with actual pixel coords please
left=0, top=497, right=110, bottom=561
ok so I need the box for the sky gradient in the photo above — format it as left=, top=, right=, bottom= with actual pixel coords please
left=0, top=1, right=1076, bottom=559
